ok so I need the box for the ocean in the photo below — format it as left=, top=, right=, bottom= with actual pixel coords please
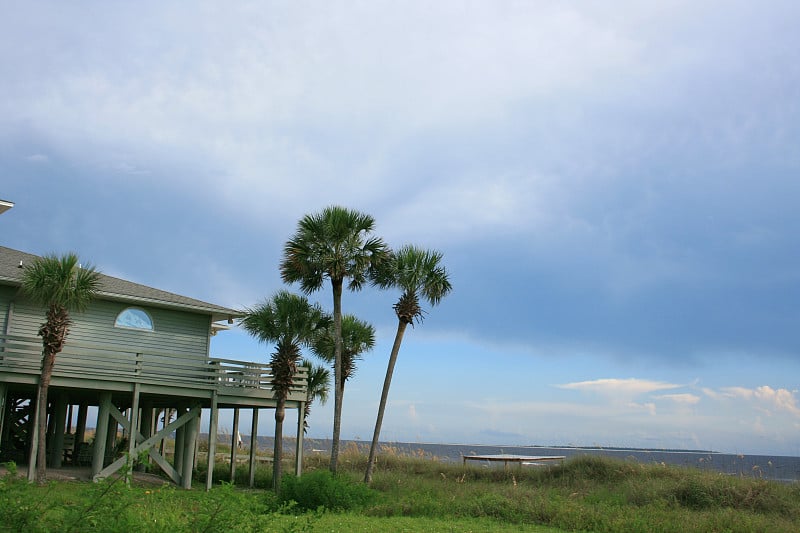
left=292, top=438, right=800, bottom=483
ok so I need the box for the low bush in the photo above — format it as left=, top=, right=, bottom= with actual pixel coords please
left=280, top=469, right=376, bottom=512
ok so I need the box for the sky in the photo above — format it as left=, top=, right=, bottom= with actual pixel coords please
left=1, top=1, right=799, bottom=456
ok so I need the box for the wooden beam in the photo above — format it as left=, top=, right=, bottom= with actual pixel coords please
left=94, top=405, right=201, bottom=483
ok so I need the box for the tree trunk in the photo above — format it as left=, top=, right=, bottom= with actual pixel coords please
left=35, top=305, right=69, bottom=484
left=330, top=278, right=344, bottom=473
left=364, top=319, right=408, bottom=483
left=273, top=398, right=285, bottom=492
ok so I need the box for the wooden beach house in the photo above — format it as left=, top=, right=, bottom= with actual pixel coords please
left=0, top=245, right=308, bottom=489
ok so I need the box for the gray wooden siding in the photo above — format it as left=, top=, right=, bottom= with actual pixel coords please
left=8, top=296, right=211, bottom=358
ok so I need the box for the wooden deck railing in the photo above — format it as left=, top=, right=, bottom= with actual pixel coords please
left=0, top=333, right=307, bottom=401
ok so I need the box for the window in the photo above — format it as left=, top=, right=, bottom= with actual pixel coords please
left=114, top=307, right=154, bottom=331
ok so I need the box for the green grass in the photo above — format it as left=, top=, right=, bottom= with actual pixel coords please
left=2, top=446, right=799, bottom=532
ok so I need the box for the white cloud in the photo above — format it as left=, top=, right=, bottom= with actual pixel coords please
left=655, top=393, right=700, bottom=405
left=557, top=378, right=680, bottom=396
left=704, top=386, right=800, bottom=418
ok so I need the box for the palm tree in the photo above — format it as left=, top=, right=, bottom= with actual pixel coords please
left=311, top=314, right=375, bottom=402
left=21, top=252, right=101, bottom=483
left=280, top=205, right=387, bottom=473
left=240, top=290, right=329, bottom=492
left=300, top=359, right=330, bottom=434
left=364, top=245, right=452, bottom=483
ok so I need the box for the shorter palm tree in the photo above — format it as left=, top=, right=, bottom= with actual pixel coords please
left=240, top=291, right=329, bottom=492
left=21, top=253, right=101, bottom=483
left=300, top=359, right=330, bottom=434
left=311, top=314, right=376, bottom=396
left=364, top=245, right=451, bottom=483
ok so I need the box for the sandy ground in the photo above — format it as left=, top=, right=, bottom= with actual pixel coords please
left=0, top=464, right=171, bottom=487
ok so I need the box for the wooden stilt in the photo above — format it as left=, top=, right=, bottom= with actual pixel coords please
left=249, top=408, right=258, bottom=488
left=296, top=401, right=305, bottom=476
left=205, top=392, right=219, bottom=491
left=181, top=408, right=199, bottom=489
left=230, top=407, right=240, bottom=484
left=50, top=395, right=68, bottom=467
left=92, top=392, right=112, bottom=478
left=75, top=404, right=88, bottom=446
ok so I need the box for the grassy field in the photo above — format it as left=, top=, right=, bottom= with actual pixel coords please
left=2, top=444, right=799, bottom=532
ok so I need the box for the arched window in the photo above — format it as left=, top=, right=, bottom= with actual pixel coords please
left=114, top=307, right=154, bottom=331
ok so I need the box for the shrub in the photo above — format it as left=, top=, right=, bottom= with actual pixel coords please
left=279, top=470, right=376, bottom=512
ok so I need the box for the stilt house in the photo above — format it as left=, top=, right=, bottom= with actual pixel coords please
left=0, top=245, right=308, bottom=488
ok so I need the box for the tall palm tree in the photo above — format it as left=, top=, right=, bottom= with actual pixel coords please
left=21, top=252, right=101, bottom=483
left=240, top=290, right=329, bottom=492
left=364, top=245, right=452, bottom=483
left=300, top=359, right=330, bottom=434
left=311, top=314, right=375, bottom=402
left=280, top=205, right=387, bottom=473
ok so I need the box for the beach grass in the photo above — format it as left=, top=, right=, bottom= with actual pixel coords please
left=2, top=444, right=799, bottom=532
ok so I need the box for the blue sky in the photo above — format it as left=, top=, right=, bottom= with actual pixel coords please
left=2, top=1, right=799, bottom=455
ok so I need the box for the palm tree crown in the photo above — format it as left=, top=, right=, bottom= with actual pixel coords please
left=300, top=359, right=331, bottom=434
left=376, top=245, right=452, bottom=325
left=311, top=314, right=376, bottom=388
left=22, top=252, right=100, bottom=312
left=280, top=205, right=387, bottom=292
left=240, top=290, right=329, bottom=351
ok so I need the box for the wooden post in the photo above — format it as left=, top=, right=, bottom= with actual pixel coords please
left=92, top=392, right=112, bottom=478
left=159, top=408, right=172, bottom=457
left=205, top=392, right=219, bottom=491
left=174, top=408, right=186, bottom=473
left=0, top=383, right=7, bottom=455
left=248, top=408, right=258, bottom=488
left=137, top=402, right=153, bottom=472
left=295, top=401, right=305, bottom=476
left=75, top=404, right=88, bottom=446
left=125, top=384, right=141, bottom=484
left=181, top=408, right=199, bottom=489
left=50, top=395, right=68, bottom=467
left=229, top=407, right=240, bottom=484
left=66, top=404, right=73, bottom=434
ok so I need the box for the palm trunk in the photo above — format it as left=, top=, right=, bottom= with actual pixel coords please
left=35, top=351, right=55, bottom=483
left=330, top=279, right=344, bottom=473
left=35, top=305, right=70, bottom=483
left=364, top=319, right=408, bottom=483
left=273, top=398, right=285, bottom=492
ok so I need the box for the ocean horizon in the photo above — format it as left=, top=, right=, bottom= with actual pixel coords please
left=222, top=435, right=800, bottom=484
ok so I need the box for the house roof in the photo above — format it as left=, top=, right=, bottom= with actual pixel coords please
left=0, top=199, right=13, bottom=215
left=0, top=246, right=242, bottom=323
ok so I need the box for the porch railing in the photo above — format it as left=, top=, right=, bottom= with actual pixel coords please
left=0, top=333, right=307, bottom=400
